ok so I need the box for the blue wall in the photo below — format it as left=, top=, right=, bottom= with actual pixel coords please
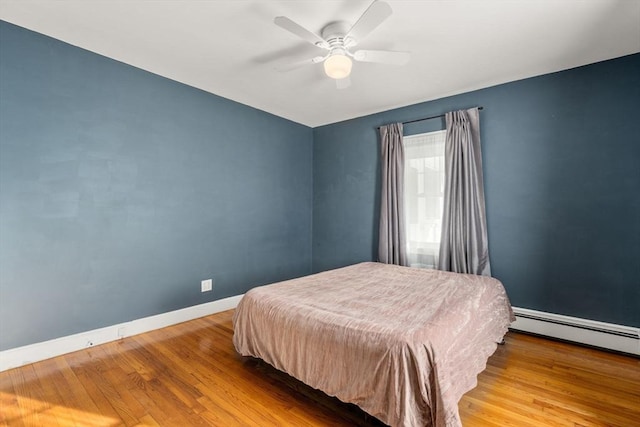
left=313, top=54, right=640, bottom=327
left=0, top=21, right=313, bottom=350
left=2, top=20, right=638, bottom=352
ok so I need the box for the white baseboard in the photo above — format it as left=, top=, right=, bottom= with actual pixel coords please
left=3, top=300, right=636, bottom=372
left=511, top=307, right=640, bottom=356
left=0, top=295, right=243, bottom=372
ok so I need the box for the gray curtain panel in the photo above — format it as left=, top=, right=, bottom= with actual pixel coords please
left=378, top=123, right=407, bottom=266
left=438, top=108, right=492, bottom=276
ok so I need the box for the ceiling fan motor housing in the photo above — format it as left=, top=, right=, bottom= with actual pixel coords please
left=320, top=21, right=353, bottom=51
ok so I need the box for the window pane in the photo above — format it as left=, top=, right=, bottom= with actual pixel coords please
left=403, top=130, right=446, bottom=269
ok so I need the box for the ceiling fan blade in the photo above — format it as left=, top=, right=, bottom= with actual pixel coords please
left=335, top=76, right=351, bottom=90
left=274, top=16, right=329, bottom=49
left=276, top=55, right=326, bottom=72
left=353, top=49, right=410, bottom=65
left=344, top=1, right=392, bottom=46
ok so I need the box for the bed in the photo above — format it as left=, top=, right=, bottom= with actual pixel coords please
left=233, top=262, right=514, bottom=427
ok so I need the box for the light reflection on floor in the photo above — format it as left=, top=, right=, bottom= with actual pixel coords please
left=1, top=391, right=122, bottom=427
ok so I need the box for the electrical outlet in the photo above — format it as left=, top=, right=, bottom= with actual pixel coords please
left=117, top=327, right=126, bottom=338
left=201, top=279, right=213, bottom=292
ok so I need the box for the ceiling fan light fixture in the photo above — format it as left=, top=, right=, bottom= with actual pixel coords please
left=324, top=52, right=352, bottom=79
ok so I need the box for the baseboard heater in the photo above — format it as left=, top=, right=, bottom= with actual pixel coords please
left=510, top=307, right=639, bottom=356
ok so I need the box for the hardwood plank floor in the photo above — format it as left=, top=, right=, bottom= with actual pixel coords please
left=1, top=310, right=638, bottom=426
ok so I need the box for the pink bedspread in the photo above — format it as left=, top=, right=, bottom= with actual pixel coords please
left=233, top=262, right=514, bottom=426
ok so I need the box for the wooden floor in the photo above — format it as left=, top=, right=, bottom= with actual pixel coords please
left=1, top=310, right=638, bottom=427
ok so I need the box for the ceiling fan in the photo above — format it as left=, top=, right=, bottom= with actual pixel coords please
left=274, top=1, right=410, bottom=88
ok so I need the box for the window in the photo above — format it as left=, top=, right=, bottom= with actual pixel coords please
left=403, top=130, right=446, bottom=269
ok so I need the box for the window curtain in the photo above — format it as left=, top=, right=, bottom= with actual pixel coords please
left=438, top=108, right=491, bottom=276
left=378, top=123, right=407, bottom=266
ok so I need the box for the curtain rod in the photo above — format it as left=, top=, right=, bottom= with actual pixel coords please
left=377, top=106, right=483, bottom=129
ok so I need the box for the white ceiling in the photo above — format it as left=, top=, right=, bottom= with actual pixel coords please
left=1, top=0, right=639, bottom=127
